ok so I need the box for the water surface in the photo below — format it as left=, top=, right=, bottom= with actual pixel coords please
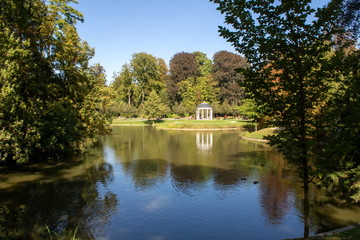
left=1, top=126, right=359, bottom=239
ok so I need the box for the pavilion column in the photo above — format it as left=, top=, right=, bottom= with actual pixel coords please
left=196, top=104, right=213, bottom=120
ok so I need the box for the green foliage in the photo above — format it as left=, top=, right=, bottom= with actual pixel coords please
left=212, top=51, right=247, bottom=105
left=211, top=0, right=359, bottom=237
left=238, top=98, right=262, bottom=121
left=172, top=102, right=189, bottom=117
left=141, top=91, right=169, bottom=119
left=112, top=64, right=134, bottom=105
left=177, top=77, right=218, bottom=116
left=167, top=52, right=201, bottom=104
left=0, top=0, right=110, bottom=164
left=316, top=48, right=360, bottom=203
left=157, top=57, right=169, bottom=85
left=131, top=52, right=163, bottom=105
left=108, top=100, right=137, bottom=118
left=112, top=53, right=165, bottom=108
left=111, top=51, right=248, bottom=118
left=193, top=51, right=213, bottom=77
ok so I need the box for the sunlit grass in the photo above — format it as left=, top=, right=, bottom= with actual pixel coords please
left=111, top=118, right=254, bottom=129
left=243, top=128, right=278, bottom=140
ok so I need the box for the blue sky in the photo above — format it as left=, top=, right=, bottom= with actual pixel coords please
left=74, top=0, right=330, bottom=83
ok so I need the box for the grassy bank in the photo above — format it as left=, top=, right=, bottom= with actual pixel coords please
left=112, top=118, right=150, bottom=126
left=111, top=118, right=253, bottom=130
left=242, top=127, right=278, bottom=141
left=309, top=226, right=360, bottom=240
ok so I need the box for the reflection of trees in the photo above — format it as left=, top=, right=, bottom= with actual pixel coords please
left=170, top=165, right=211, bottom=194
left=258, top=151, right=295, bottom=225
left=0, top=152, right=117, bottom=239
left=129, top=158, right=167, bottom=190
left=106, top=127, right=168, bottom=189
left=107, top=127, right=289, bottom=195
left=213, top=169, right=243, bottom=186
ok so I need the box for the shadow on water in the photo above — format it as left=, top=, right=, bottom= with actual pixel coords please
left=0, top=151, right=118, bottom=239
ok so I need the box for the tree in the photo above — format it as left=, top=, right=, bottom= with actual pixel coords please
left=177, top=79, right=197, bottom=115
left=212, top=51, right=247, bottom=105
left=316, top=47, right=360, bottom=202
left=112, top=64, right=134, bottom=106
left=177, top=76, right=218, bottom=116
left=338, top=0, right=360, bottom=39
left=0, top=0, right=110, bottom=164
left=157, top=58, right=169, bottom=84
left=210, top=0, right=354, bottom=238
left=238, top=98, right=264, bottom=130
left=167, top=52, right=201, bottom=104
left=130, top=52, right=163, bottom=105
left=193, top=51, right=213, bottom=77
left=141, top=91, right=168, bottom=120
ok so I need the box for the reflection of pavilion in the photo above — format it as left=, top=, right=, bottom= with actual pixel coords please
left=196, top=132, right=213, bottom=151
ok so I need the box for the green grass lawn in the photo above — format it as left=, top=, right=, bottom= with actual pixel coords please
left=111, top=118, right=253, bottom=129
left=310, top=226, right=360, bottom=240
left=112, top=118, right=150, bottom=126
left=243, top=127, right=278, bottom=140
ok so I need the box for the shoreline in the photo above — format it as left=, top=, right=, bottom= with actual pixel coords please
left=111, top=124, right=242, bottom=131
left=156, top=127, right=241, bottom=131
left=240, top=136, right=270, bottom=143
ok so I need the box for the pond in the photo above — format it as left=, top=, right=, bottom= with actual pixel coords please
left=1, top=126, right=359, bottom=239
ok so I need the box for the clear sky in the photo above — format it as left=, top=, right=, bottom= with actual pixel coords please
left=75, top=0, right=235, bottom=83
left=74, top=0, right=330, bottom=83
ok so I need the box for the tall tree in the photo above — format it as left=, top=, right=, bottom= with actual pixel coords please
left=141, top=90, right=168, bottom=120
left=130, top=52, right=163, bottom=105
left=212, top=51, right=247, bottom=105
left=112, top=64, right=134, bottom=106
left=210, top=0, right=355, bottom=238
left=167, top=52, right=201, bottom=104
left=316, top=47, right=360, bottom=202
left=157, top=57, right=169, bottom=84
left=0, top=0, right=109, bottom=164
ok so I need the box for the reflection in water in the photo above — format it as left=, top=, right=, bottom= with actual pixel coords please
left=1, top=126, right=360, bottom=240
left=0, top=153, right=118, bottom=239
left=259, top=152, right=295, bottom=225
left=196, top=132, right=213, bottom=151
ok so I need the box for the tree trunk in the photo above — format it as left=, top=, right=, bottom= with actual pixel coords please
left=296, top=49, right=310, bottom=240
left=303, top=169, right=310, bottom=240
left=128, top=88, right=131, bottom=105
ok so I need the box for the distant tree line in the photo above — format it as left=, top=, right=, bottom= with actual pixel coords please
left=107, top=51, right=255, bottom=119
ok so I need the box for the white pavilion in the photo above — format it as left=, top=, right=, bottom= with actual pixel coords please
left=196, top=102, right=213, bottom=120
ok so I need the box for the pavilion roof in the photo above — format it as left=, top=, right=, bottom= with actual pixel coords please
left=197, top=102, right=212, bottom=108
